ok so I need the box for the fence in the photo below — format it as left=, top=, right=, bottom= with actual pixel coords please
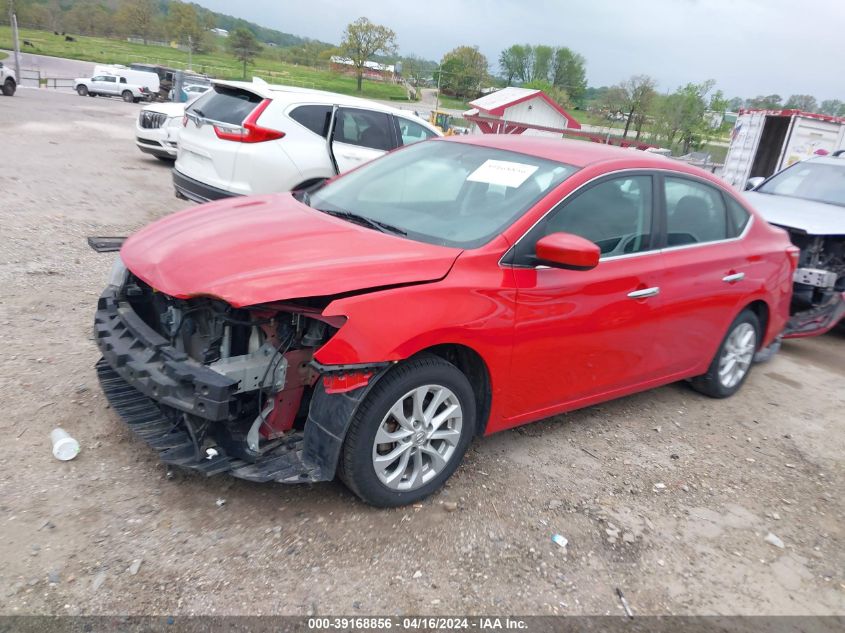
left=19, top=69, right=77, bottom=90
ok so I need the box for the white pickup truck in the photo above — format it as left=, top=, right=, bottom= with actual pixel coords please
left=1, top=62, right=16, bottom=97
left=75, top=73, right=152, bottom=103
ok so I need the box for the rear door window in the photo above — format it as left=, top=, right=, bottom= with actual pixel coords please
left=334, top=108, right=395, bottom=151
left=289, top=105, right=332, bottom=137
left=188, top=86, right=262, bottom=125
left=664, top=177, right=728, bottom=246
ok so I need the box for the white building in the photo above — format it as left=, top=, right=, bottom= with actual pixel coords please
left=463, top=87, right=581, bottom=136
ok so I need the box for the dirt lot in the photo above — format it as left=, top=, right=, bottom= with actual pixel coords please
left=0, top=88, right=843, bottom=617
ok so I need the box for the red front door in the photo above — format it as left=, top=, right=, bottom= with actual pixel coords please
left=502, top=173, right=668, bottom=425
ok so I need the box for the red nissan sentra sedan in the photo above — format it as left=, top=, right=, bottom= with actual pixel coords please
left=94, top=136, right=797, bottom=506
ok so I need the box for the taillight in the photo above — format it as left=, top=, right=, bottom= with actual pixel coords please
left=213, top=98, right=284, bottom=143
left=182, top=115, right=187, bottom=127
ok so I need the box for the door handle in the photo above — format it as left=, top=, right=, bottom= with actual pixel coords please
left=722, top=272, right=745, bottom=283
left=627, top=287, right=660, bottom=299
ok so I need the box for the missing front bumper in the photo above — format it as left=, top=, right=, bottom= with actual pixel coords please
left=96, top=359, right=321, bottom=483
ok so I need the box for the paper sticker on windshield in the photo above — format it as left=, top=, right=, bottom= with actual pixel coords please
left=467, top=159, right=539, bottom=188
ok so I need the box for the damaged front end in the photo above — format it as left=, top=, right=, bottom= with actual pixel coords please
left=782, top=231, right=845, bottom=337
left=94, top=260, right=387, bottom=483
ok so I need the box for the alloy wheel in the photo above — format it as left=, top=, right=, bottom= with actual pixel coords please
left=718, top=322, right=756, bottom=389
left=371, top=384, right=463, bottom=491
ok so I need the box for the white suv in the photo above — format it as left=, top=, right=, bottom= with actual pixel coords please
left=173, top=80, right=441, bottom=202
left=135, top=101, right=188, bottom=161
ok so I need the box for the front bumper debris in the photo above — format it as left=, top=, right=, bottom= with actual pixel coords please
left=96, top=359, right=322, bottom=483
left=95, top=286, right=237, bottom=421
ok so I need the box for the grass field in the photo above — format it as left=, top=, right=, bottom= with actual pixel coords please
left=0, top=26, right=408, bottom=100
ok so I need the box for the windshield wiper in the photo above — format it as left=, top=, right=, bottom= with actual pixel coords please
left=316, top=209, right=407, bottom=236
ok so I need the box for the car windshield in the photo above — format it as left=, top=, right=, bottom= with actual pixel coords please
left=305, top=141, right=576, bottom=248
left=758, top=161, right=845, bottom=207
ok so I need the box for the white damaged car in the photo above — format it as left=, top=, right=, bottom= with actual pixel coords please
left=744, top=153, right=845, bottom=337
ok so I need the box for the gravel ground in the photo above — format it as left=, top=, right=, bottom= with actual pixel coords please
left=0, top=88, right=843, bottom=617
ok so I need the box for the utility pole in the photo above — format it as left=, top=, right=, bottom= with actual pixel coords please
left=9, top=0, right=22, bottom=83
left=434, top=64, right=441, bottom=114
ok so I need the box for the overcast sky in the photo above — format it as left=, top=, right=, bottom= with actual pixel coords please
left=195, top=0, right=844, bottom=100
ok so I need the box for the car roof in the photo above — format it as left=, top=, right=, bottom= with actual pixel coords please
left=212, top=79, right=432, bottom=121
left=438, top=134, right=685, bottom=169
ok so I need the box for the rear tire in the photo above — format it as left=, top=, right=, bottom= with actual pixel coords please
left=76, top=84, right=88, bottom=96
left=690, top=309, right=760, bottom=398
left=122, top=90, right=134, bottom=103
left=339, top=355, right=475, bottom=507
left=2, top=78, right=15, bottom=97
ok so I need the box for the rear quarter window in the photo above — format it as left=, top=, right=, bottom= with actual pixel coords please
left=289, top=105, right=332, bottom=137
left=189, top=87, right=262, bottom=125
left=725, top=196, right=751, bottom=237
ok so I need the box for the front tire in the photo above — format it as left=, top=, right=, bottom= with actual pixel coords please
left=2, top=78, right=15, bottom=97
left=76, top=84, right=88, bottom=96
left=339, top=355, right=475, bottom=507
left=690, top=309, right=760, bottom=398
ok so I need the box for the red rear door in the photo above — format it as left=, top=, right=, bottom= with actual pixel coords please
left=653, top=175, right=755, bottom=375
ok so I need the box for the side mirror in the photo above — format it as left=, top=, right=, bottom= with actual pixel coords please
left=535, top=233, right=600, bottom=270
left=745, top=177, right=765, bottom=191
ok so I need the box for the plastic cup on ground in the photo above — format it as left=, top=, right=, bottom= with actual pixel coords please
left=50, top=428, right=80, bottom=461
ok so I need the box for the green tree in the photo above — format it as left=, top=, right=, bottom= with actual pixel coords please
left=615, top=75, right=657, bottom=138
left=65, top=1, right=114, bottom=35
left=227, top=27, right=262, bottom=78
left=116, top=0, right=157, bottom=45
left=653, top=80, right=717, bottom=153
left=339, top=17, right=397, bottom=92
left=436, top=45, right=488, bottom=99
left=784, top=94, right=818, bottom=112
left=746, top=94, right=782, bottom=109
left=499, top=44, right=527, bottom=86
left=529, top=45, right=554, bottom=83
left=167, top=1, right=211, bottom=53
left=551, top=47, right=587, bottom=105
left=819, top=99, right=845, bottom=116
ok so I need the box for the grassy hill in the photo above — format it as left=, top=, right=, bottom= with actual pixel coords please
left=0, top=26, right=408, bottom=100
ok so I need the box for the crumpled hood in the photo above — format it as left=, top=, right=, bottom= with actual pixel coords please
left=744, top=191, right=845, bottom=236
left=121, top=194, right=462, bottom=307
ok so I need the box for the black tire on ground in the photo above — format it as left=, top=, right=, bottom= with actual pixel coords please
left=76, top=84, right=88, bottom=96
left=155, top=156, right=175, bottom=163
left=690, top=309, right=761, bottom=399
left=122, top=90, right=134, bottom=103
left=2, top=78, right=15, bottom=97
left=338, top=354, right=475, bottom=507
